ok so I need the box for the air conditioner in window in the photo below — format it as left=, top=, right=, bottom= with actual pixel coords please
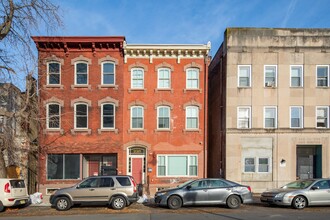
left=265, top=82, right=275, bottom=87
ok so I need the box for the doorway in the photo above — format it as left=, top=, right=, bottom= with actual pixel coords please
left=296, top=145, right=322, bottom=179
left=128, top=147, right=146, bottom=184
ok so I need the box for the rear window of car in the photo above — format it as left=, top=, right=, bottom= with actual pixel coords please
left=116, top=177, right=131, bottom=186
left=10, top=180, right=25, bottom=188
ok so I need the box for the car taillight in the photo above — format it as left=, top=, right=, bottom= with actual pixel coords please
left=130, top=177, right=137, bottom=193
left=4, top=183, right=11, bottom=193
left=247, top=186, right=252, bottom=192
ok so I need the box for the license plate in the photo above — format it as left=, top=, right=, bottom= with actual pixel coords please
left=20, top=200, right=26, bottom=204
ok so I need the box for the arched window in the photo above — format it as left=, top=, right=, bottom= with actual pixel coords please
left=186, top=106, right=199, bottom=129
left=102, top=62, right=115, bottom=85
left=157, top=68, right=171, bottom=89
left=47, top=103, right=60, bottom=129
left=157, top=106, right=170, bottom=129
left=131, top=106, right=144, bottom=129
left=47, top=62, right=61, bottom=85
left=75, top=103, right=88, bottom=128
left=102, top=103, right=115, bottom=128
left=186, top=68, right=199, bottom=89
left=131, top=68, right=144, bottom=89
left=75, top=62, right=88, bottom=85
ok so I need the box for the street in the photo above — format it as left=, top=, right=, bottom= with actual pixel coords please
left=1, top=202, right=330, bottom=220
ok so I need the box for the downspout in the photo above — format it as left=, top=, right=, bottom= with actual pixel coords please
left=204, top=54, right=210, bottom=178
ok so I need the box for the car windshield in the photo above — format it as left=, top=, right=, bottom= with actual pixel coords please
left=177, top=179, right=195, bottom=188
left=281, top=180, right=314, bottom=189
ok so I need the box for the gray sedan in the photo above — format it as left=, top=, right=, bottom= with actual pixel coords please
left=261, top=178, right=330, bottom=209
left=154, top=178, right=253, bottom=209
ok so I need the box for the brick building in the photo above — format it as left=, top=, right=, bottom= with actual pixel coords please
left=33, top=36, right=210, bottom=196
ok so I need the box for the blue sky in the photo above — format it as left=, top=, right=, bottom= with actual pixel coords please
left=45, top=0, right=330, bottom=56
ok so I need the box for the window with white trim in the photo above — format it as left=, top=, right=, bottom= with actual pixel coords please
left=316, top=106, right=329, bottom=128
left=186, top=68, right=199, bottom=89
left=238, top=65, right=251, bottom=87
left=264, top=65, right=277, bottom=87
left=316, top=65, right=329, bottom=87
left=237, top=107, right=251, bottom=129
left=244, top=157, right=270, bottom=173
left=186, top=106, right=199, bottom=129
left=47, top=62, right=60, bottom=85
left=102, top=62, right=115, bottom=85
left=290, top=65, right=303, bottom=87
left=157, top=106, right=170, bottom=129
left=158, top=68, right=171, bottom=89
left=47, top=154, right=80, bottom=180
left=131, top=68, right=144, bottom=89
left=258, top=158, right=269, bottom=172
left=157, top=155, right=198, bottom=177
left=75, top=103, right=88, bottom=129
left=131, top=106, right=143, bottom=129
left=47, top=103, right=60, bottom=129
left=290, top=106, right=303, bottom=128
left=244, top=158, right=255, bottom=172
left=102, top=103, right=115, bottom=128
left=264, top=107, right=277, bottom=129
left=75, top=62, right=88, bottom=85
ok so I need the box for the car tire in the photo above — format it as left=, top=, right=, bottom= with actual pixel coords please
left=226, top=195, right=241, bottom=209
left=111, top=196, right=126, bottom=210
left=292, top=195, right=307, bottom=209
left=0, top=201, right=5, bottom=212
left=55, top=197, right=71, bottom=211
left=167, top=195, right=182, bottom=209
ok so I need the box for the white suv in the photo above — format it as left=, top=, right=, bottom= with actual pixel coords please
left=0, top=178, right=29, bottom=212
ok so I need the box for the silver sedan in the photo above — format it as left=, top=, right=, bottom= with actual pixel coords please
left=261, top=178, right=330, bottom=209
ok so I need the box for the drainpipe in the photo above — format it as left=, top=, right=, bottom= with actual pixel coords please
left=203, top=54, right=210, bottom=178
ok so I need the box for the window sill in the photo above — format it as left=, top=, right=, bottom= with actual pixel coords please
left=98, top=128, right=119, bottom=134
left=316, top=86, right=329, bottom=89
left=43, top=85, right=64, bottom=89
left=71, top=85, right=92, bottom=90
left=71, top=128, right=91, bottom=135
left=183, top=129, right=201, bottom=133
left=155, top=129, right=172, bottom=133
left=155, top=88, right=174, bottom=93
left=183, top=88, right=202, bottom=93
left=43, top=128, right=64, bottom=134
left=128, top=88, right=147, bottom=93
left=97, top=84, right=119, bottom=90
left=289, top=86, right=303, bottom=88
left=128, top=129, right=146, bottom=133
left=237, top=86, right=251, bottom=89
left=264, top=86, right=277, bottom=89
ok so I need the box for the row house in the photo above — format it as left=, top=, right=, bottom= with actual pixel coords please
left=208, top=28, right=330, bottom=192
left=32, top=36, right=210, bottom=196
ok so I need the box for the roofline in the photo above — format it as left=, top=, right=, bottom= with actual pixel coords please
left=31, top=36, right=126, bottom=43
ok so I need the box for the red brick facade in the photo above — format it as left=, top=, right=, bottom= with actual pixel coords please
left=33, top=37, right=210, bottom=195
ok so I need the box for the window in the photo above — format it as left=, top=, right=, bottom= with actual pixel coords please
left=264, top=65, right=277, bottom=87
left=75, top=62, right=88, bottom=85
left=116, top=177, right=131, bottom=186
left=290, top=65, right=303, bottom=87
left=237, top=107, right=251, bottom=129
left=157, top=106, right=170, bottom=129
left=244, top=158, right=255, bottom=172
left=244, top=157, right=269, bottom=173
left=47, top=154, right=80, bottom=180
left=48, top=62, right=60, bottom=85
left=238, top=65, right=251, bottom=87
left=75, top=103, right=88, bottom=129
left=258, top=158, right=269, bottom=172
left=47, top=103, right=60, bottom=129
left=131, top=68, right=144, bottom=89
left=131, top=106, right=143, bottom=129
left=316, top=106, right=329, bottom=128
left=101, top=104, right=115, bottom=129
left=186, top=106, right=199, bottom=129
left=158, top=68, right=171, bottom=89
left=157, top=155, right=198, bottom=177
left=264, top=107, right=277, bottom=128
left=316, top=65, right=329, bottom=87
left=186, top=68, right=199, bottom=89
left=102, top=62, right=115, bottom=85
left=290, top=106, right=303, bottom=128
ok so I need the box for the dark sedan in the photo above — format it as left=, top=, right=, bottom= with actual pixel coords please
left=154, top=178, right=253, bottom=209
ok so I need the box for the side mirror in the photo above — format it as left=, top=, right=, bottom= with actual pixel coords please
left=311, top=186, right=320, bottom=190
left=186, top=185, right=192, bottom=190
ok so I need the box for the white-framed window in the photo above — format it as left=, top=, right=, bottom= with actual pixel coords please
left=186, top=68, right=199, bottom=89
left=316, top=106, right=329, bottom=128
left=244, top=157, right=270, bottom=173
left=131, top=106, right=143, bottom=129
left=237, top=106, right=251, bottom=129
left=238, top=65, right=251, bottom=87
left=47, top=103, right=60, bottom=129
left=101, top=103, right=115, bottom=129
left=264, top=106, right=277, bottom=129
left=157, top=155, right=197, bottom=177
left=290, top=106, right=303, bottom=128
left=47, top=62, right=61, bottom=85
left=264, top=65, right=277, bottom=87
left=316, top=65, right=329, bottom=87
left=74, top=103, right=88, bottom=129
left=75, top=62, right=88, bottom=85
left=157, top=106, right=170, bottom=129
left=131, top=68, right=144, bottom=89
left=186, top=106, right=199, bottom=129
left=158, top=68, right=171, bottom=89
left=47, top=154, right=80, bottom=180
left=290, top=65, right=303, bottom=87
left=102, top=62, right=115, bottom=85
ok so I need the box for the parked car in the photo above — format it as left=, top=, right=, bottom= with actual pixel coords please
left=154, top=178, right=253, bottom=209
left=260, top=178, right=330, bottom=209
left=50, top=175, right=142, bottom=211
left=0, top=178, right=29, bottom=212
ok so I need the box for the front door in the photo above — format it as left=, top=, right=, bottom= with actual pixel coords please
left=297, top=145, right=322, bottom=180
left=132, top=158, right=143, bottom=184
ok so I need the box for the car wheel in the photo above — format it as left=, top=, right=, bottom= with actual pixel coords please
left=0, top=201, right=5, bottom=212
left=292, top=196, right=307, bottom=209
left=226, top=195, right=241, bottom=209
left=55, top=197, right=71, bottom=211
left=111, top=196, right=126, bottom=210
left=167, top=195, right=182, bottom=209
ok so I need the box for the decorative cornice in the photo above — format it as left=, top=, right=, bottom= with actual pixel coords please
left=98, top=97, right=119, bottom=107
left=128, top=100, right=147, bottom=109
left=154, top=62, right=174, bottom=71
left=183, top=100, right=202, bottom=110
left=154, top=100, right=174, bottom=110
left=43, top=97, right=64, bottom=107
left=98, top=55, right=119, bottom=65
left=123, top=140, right=151, bottom=150
left=128, top=61, right=148, bottom=71
left=184, top=62, right=203, bottom=71
left=70, top=97, right=92, bottom=107
left=71, top=55, right=92, bottom=65
left=43, top=55, right=64, bottom=65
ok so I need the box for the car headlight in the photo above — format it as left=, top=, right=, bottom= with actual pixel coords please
left=274, top=192, right=286, bottom=198
left=156, top=192, right=167, bottom=196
